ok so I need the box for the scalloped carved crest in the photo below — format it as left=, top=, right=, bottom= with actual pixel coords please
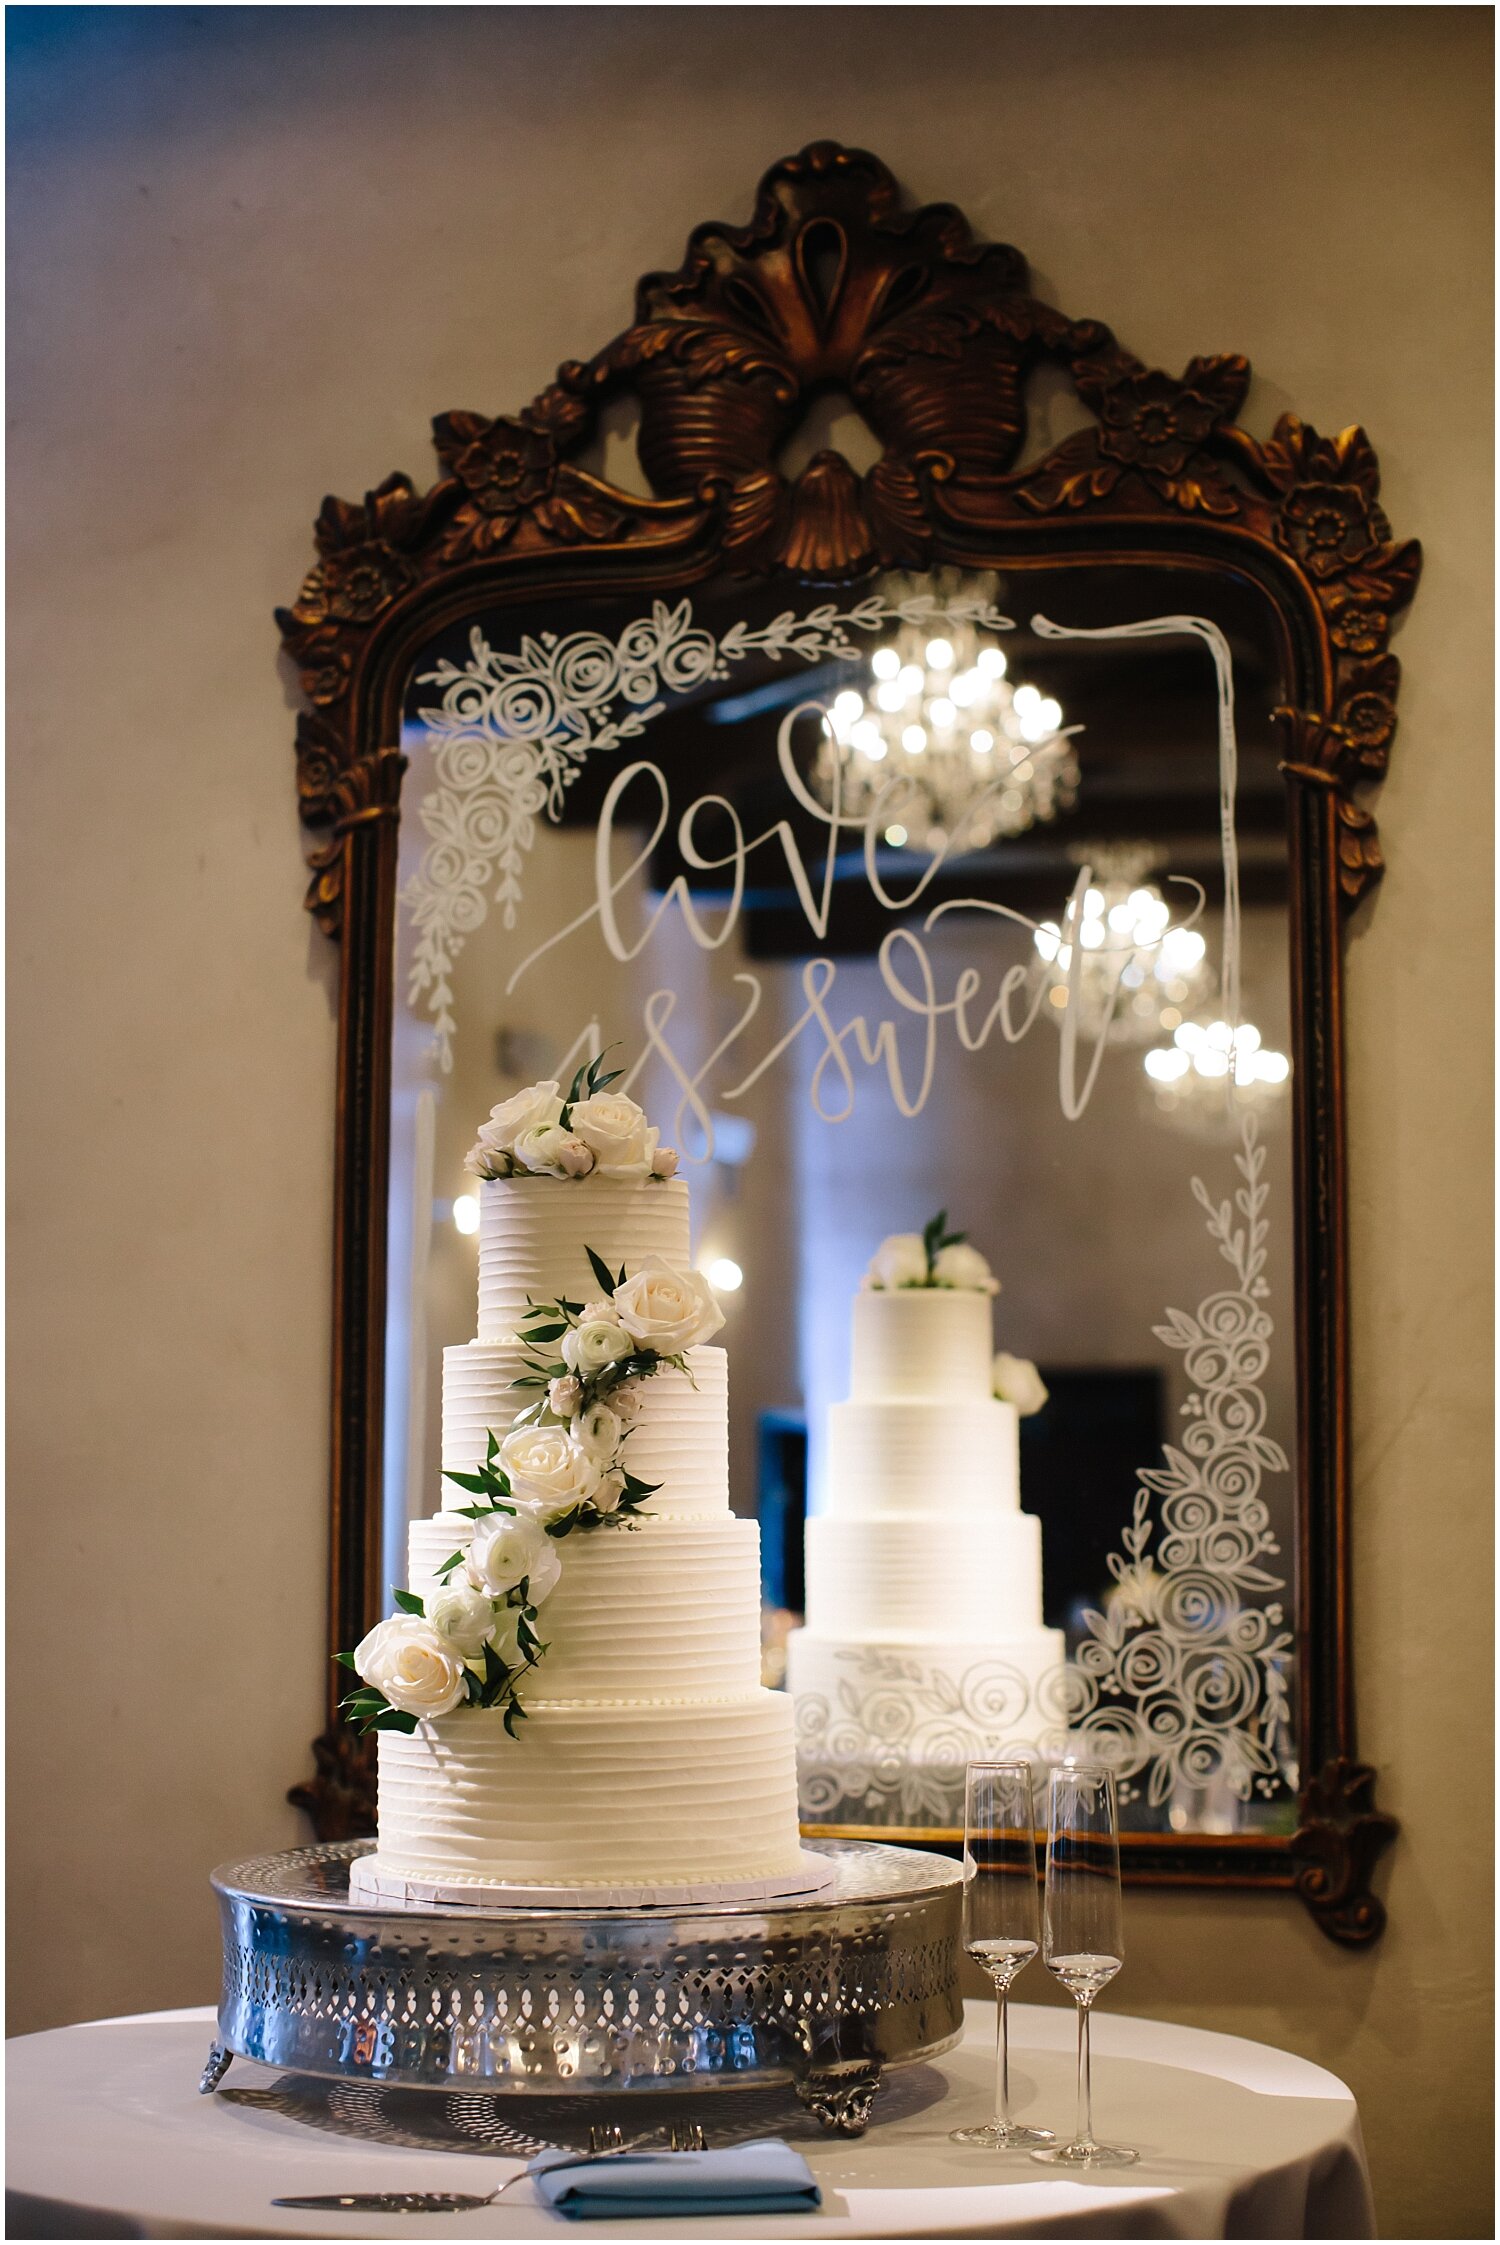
left=277, top=140, right=1418, bottom=935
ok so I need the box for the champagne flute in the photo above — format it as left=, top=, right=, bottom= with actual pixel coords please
left=1032, top=1762, right=1138, bottom=2167
left=950, top=1760, right=1054, bottom=2148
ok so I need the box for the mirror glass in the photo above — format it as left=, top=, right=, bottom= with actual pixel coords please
left=385, top=560, right=1297, bottom=1839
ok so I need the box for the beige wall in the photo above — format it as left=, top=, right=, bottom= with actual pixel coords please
left=8, top=9, right=1492, bottom=2236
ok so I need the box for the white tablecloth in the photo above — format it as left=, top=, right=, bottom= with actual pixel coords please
left=6, top=2000, right=1373, bottom=2239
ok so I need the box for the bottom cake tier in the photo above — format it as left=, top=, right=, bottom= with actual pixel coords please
left=785, top=1626, right=1072, bottom=1826
left=356, top=1693, right=809, bottom=1895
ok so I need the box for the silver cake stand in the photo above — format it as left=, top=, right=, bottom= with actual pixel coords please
left=204, top=1838, right=961, bottom=2135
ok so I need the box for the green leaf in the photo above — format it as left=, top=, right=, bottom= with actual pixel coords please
left=544, top=1506, right=582, bottom=1540
left=371, top=1708, right=420, bottom=1735
left=521, top=1321, right=569, bottom=1343
left=585, top=1244, right=618, bottom=1298
left=566, top=1056, right=590, bottom=1106
left=435, top=1549, right=466, bottom=1579
left=393, top=1588, right=425, bottom=1616
left=503, top=1701, right=526, bottom=1738
left=486, top=1428, right=499, bottom=1462
left=444, top=1468, right=499, bottom=1495
left=334, top=1650, right=359, bottom=1671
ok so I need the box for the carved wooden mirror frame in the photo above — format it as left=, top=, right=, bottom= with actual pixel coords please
left=278, top=143, right=1417, bottom=1942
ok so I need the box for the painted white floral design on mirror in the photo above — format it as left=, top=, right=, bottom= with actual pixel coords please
left=402, top=591, right=1010, bottom=1068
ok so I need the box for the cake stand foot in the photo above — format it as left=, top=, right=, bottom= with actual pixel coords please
left=199, top=2042, right=233, bottom=2094
left=795, top=2060, right=883, bottom=2135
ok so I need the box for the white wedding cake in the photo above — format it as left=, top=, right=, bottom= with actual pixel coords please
left=346, top=1066, right=817, bottom=1904
left=786, top=1217, right=1066, bottom=1819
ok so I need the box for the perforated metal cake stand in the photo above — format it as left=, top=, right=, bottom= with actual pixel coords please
left=205, top=1838, right=961, bottom=2135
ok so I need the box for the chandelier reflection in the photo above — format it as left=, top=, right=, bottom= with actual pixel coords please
left=1032, top=849, right=1214, bottom=1047
left=1144, top=1016, right=1290, bottom=1134
left=812, top=597, right=1080, bottom=855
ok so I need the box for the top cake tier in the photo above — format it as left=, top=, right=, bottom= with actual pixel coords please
left=478, top=1175, right=691, bottom=1342
left=850, top=1287, right=995, bottom=1399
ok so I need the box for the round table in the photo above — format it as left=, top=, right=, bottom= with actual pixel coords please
left=6, top=2000, right=1373, bottom=2239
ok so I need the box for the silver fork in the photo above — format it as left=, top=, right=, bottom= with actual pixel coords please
left=271, top=2119, right=710, bottom=2213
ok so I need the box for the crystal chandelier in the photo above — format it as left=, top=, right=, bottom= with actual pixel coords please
left=812, top=580, right=1080, bottom=854
left=1031, top=848, right=1214, bottom=1047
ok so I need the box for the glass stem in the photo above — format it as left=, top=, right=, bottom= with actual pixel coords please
left=1075, top=1996, right=1095, bottom=2150
left=992, top=1975, right=1011, bottom=2132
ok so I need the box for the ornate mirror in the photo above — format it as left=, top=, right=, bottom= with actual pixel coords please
left=280, top=144, right=1417, bottom=1942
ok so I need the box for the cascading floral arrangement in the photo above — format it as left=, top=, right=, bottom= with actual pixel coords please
left=338, top=1243, right=723, bottom=1741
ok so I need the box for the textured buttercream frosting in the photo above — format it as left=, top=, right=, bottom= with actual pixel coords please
left=805, top=1509, right=1043, bottom=1640
left=410, top=1511, right=762, bottom=1701
left=364, top=1696, right=805, bottom=1888
left=827, top=1397, right=1019, bottom=1517
left=478, top=1174, right=690, bottom=1341
left=849, top=1289, right=995, bottom=1399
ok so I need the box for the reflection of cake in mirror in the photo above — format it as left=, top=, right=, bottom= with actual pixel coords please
left=785, top=1214, right=1067, bottom=1827
left=345, top=1061, right=823, bottom=1904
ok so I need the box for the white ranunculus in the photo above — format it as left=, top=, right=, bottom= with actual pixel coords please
left=499, top=1425, right=603, bottom=1511
left=993, top=1353, right=1049, bottom=1416
left=426, top=1579, right=498, bottom=1659
left=579, top=1299, right=622, bottom=1327
left=612, top=1257, right=724, bottom=1352
left=480, top=1080, right=564, bottom=1156
left=574, top=1400, right=622, bottom=1463
left=547, top=1374, right=583, bottom=1418
left=513, top=1123, right=596, bottom=1178
left=933, top=1240, right=1000, bottom=1294
left=464, top=1505, right=555, bottom=1598
left=594, top=1469, right=626, bottom=1515
left=568, top=1092, right=657, bottom=1178
left=651, top=1144, right=679, bottom=1178
left=562, top=1317, right=633, bottom=1375
left=354, top=1615, right=468, bottom=1719
left=864, top=1233, right=928, bottom=1290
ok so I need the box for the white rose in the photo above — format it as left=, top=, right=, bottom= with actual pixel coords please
left=499, top=1424, right=603, bottom=1511
left=480, top=1080, right=564, bottom=1156
left=933, top=1241, right=999, bottom=1294
left=651, top=1144, right=679, bottom=1178
left=425, top=1579, right=498, bottom=1659
left=464, top=1505, right=559, bottom=1599
left=513, top=1123, right=596, bottom=1179
left=864, top=1233, right=928, bottom=1290
left=464, top=1140, right=506, bottom=1179
left=547, top=1374, right=583, bottom=1418
left=612, top=1257, right=725, bottom=1352
left=487, top=1604, right=524, bottom=1666
left=993, top=1353, right=1049, bottom=1416
left=353, top=1615, right=468, bottom=1720
left=574, top=1400, right=622, bottom=1462
left=610, top=1379, right=644, bottom=1424
left=568, top=1092, right=657, bottom=1179
left=562, top=1318, right=633, bottom=1375
left=594, top=1469, right=626, bottom=1515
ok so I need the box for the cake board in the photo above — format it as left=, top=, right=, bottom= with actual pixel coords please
left=206, top=1836, right=963, bottom=2135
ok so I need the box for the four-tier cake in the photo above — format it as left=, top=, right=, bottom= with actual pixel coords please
left=785, top=1216, right=1066, bottom=1818
left=346, top=1070, right=818, bottom=1905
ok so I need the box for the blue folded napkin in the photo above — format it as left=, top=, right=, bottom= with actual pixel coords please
left=528, top=2138, right=821, bottom=2220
